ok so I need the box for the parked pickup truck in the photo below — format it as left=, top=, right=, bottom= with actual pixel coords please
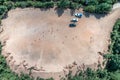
left=75, top=13, right=83, bottom=18
left=71, top=18, right=78, bottom=22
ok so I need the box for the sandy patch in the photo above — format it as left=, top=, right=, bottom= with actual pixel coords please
left=0, top=8, right=120, bottom=79
left=113, top=2, right=120, bottom=10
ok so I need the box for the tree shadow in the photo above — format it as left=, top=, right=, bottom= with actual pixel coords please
left=70, top=9, right=75, bottom=16
left=40, top=8, right=51, bottom=11
left=83, top=12, right=107, bottom=19
left=54, top=8, right=64, bottom=17
left=39, top=7, right=107, bottom=19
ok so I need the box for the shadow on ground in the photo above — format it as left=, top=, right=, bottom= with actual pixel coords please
left=54, top=8, right=64, bottom=17
left=39, top=7, right=107, bottom=19
left=40, top=8, right=50, bottom=11
left=70, top=9, right=75, bottom=16
left=55, top=8, right=76, bottom=17
left=83, top=12, right=107, bottom=19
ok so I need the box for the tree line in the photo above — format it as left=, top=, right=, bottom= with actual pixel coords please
left=0, top=0, right=119, bottom=19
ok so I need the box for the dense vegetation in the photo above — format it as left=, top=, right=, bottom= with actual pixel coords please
left=0, top=0, right=120, bottom=80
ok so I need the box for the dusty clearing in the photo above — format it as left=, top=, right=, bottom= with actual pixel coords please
left=0, top=8, right=120, bottom=79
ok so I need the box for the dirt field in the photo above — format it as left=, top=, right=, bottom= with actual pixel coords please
left=0, top=8, right=120, bottom=79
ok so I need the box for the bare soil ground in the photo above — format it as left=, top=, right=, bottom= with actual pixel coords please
left=0, top=8, right=120, bottom=79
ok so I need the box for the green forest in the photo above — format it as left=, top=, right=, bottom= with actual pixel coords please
left=0, top=0, right=120, bottom=80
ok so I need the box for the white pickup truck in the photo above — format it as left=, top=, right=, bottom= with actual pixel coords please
left=75, top=13, right=83, bottom=18
left=71, top=18, right=78, bottom=22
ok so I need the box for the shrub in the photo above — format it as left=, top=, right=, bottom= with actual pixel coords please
left=15, top=1, right=32, bottom=8
left=43, top=2, right=54, bottom=8
left=3, top=1, right=15, bottom=10
left=84, top=5, right=96, bottom=13
left=57, top=0, right=70, bottom=9
left=105, top=54, right=120, bottom=71
left=0, top=5, right=7, bottom=14
left=69, top=2, right=78, bottom=9
left=0, top=5, right=8, bottom=17
left=95, top=3, right=112, bottom=13
left=87, top=0, right=99, bottom=5
left=32, top=2, right=44, bottom=8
